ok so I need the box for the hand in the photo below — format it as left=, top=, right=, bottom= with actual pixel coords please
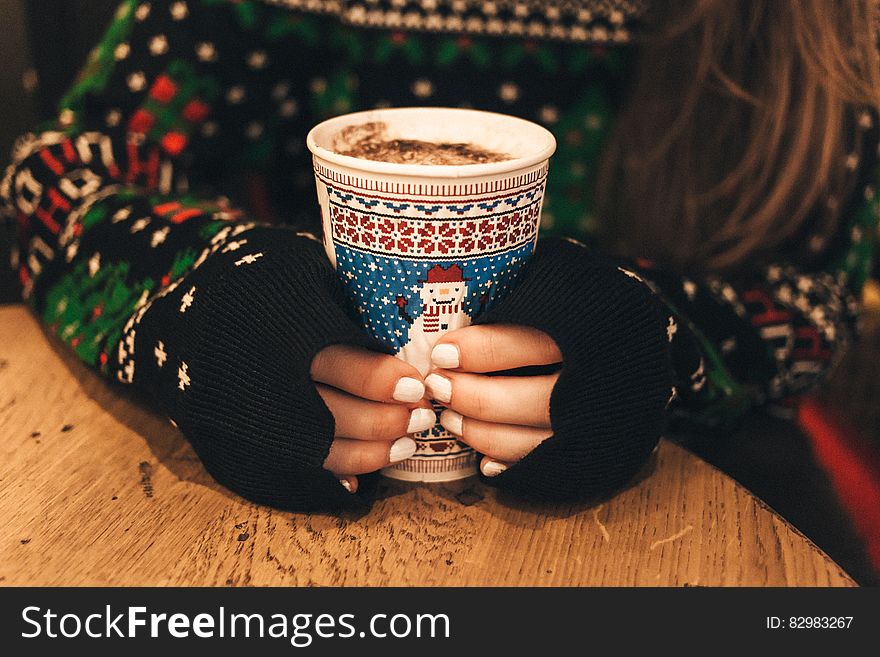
left=425, top=324, right=563, bottom=478
left=311, top=344, right=436, bottom=493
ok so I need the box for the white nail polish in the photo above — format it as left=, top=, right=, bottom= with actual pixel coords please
left=482, top=460, right=508, bottom=477
left=389, top=437, right=417, bottom=463
left=407, top=408, right=436, bottom=434
left=393, top=377, right=425, bottom=403
left=339, top=479, right=354, bottom=492
left=439, top=409, right=464, bottom=436
left=425, top=373, right=452, bottom=403
left=431, top=343, right=460, bottom=369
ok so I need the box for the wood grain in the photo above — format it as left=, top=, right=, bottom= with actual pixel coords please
left=0, top=305, right=854, bottom=586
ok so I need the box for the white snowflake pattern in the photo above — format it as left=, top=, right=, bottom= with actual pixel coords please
left=127, top=72, right=147, bottom=92
left=88, top=252, right=101, bottom=277
left=124, top=330, right=136, bottom=354
left=247, top=50, right=268, bottom=69
left=114, top=42, right=130, bottom=60
left=196, top=42, right=217, bottom=63
left=234, top=253, right=264, bottom=266
left=179, top=286, right=196, bottom=313
left=150, top=226, right=170, bottom=247
left=221, top=239, right=248, bottom=253
left=170, top=1, right=188, bottom=20
left=119, top=359, right=135, bottom=384
left=538, top=105, right=559, bottom=124
left=279, top=99, right=298, bottom=118
left=105, top=109, right=122, bottom=127
left=112, top=206, right=132, bottom=223
left=226, top=86, right=246, bottom=104
left=617, top=266, right=645, bottom=284
left=130, top=217, right=150, bottom=233
left=149, top=35, right=169, bottom=56
left=154, top=341, right=167, bottom=367
left=135, top=3, right=151, bottom=22
left=411, top=78, right=434, bottom=98
left=498, top=82, right=520, bottom=103
left=177, top=362, right=191, bottom=390
left=690, top=359, right=706, bottom=392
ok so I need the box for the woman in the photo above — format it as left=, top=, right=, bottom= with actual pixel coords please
left=2, top=0, right=877, bottom=510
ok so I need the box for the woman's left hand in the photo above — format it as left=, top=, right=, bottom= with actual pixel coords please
left=425, top=324, right=563, bottom=478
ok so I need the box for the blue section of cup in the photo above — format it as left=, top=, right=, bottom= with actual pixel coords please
left=334, top=242, right=535, bottom=354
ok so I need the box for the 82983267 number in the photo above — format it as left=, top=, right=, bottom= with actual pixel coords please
left=766, top=616, right=853, bottom=629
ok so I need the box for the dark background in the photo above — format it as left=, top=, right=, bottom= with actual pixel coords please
left=0, top=0, right=877, bottom=585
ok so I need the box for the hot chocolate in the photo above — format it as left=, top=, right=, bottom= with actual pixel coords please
left=333, top=122, right=511, bottom=165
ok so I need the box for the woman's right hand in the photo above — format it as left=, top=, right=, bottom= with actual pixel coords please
left=311, top=345, right=435, bottom=492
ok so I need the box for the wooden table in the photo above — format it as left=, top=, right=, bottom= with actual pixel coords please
left=0, top=305, right=854, bottom=586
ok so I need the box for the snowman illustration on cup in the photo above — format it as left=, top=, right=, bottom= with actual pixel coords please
left=394, top=263, right=487, bottom=376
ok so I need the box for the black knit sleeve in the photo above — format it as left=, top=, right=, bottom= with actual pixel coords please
left=475, top=237, right=675, bottom=502
left=119, top=224, right=383, bottom=511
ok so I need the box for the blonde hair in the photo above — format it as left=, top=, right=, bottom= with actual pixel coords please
left=599, top=0, right=880, bottom=274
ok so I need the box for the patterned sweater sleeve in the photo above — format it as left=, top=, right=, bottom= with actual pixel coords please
left=1, top=0, right=280, bottom=369
left=626, top=127, right=879, bottom=433
left=0, top=0, right=377, bottom=511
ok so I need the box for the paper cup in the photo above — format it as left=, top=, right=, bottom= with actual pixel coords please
left=307, top=107, right=556, bottom=482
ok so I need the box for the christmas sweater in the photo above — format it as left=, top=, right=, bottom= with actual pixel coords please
left=1, top=0, right=877, bottom=510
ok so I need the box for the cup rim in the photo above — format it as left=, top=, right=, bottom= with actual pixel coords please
left=306, top=107, right=557, bottom=179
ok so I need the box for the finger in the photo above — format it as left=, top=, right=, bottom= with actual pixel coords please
left=480, top=456, right=512, bottom=478
left=338, top=475, right=359, bottom=493
left=425, top=370, right=556, bottom=427
left=324, top=436, right=417, bottom=475
left=431, top=324, right=562, bottom=373
left=317, top=385, right=436, bottom=440
left=440, top=410, right=552, bottom=463
left=312, top=344, right=427, bottom=403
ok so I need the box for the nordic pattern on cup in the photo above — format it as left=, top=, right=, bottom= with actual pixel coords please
left=315, top=164, right=548, bottom=477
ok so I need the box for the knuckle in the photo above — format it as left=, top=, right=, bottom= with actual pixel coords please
left=541, top=334, right=562, bottom=363
left=367, top=405, right=408, bottom=440
left=353, top=443, right=389, bottom=473
left=310, top=345, right=337, bottom=378
left=480, top=328, right=498, bottom=365
left=472, top=424, right=499, bottom=457
left=371, top=357, right=406, bottom=398
left=469, top=384, right=491, bottom=420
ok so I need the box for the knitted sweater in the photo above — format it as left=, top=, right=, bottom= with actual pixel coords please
left=1, top=0, right=877, bottom=510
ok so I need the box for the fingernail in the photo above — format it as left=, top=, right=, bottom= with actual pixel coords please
left=431, top=343, right=460, bottom=369
left=407, top=407, right=436, bottom=433
left=425, top=373, right=452, bottom=403
left=439, top=409, right=464, bottom=436
left=389, top=437, right=417, bottom=463
left=339, top=479, right=354, bottom=493
left=393, top=376, right=425, bottom=403
left=482, top=460, right=508, bottom=477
